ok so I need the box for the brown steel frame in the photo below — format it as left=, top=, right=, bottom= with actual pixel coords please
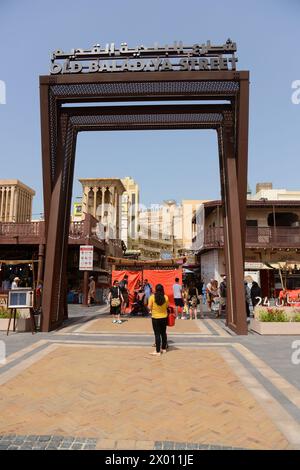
left=39, top=70, right=249, bottom=334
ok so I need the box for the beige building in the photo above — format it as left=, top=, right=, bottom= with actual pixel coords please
left=193, top=187, right=300, bottom=296
left=179, top=199, right=207, bottom=253
left=79, top=178, right=125, bottom=240
left=135, top=202, right=177, bottom=260
left=77, top=176, right=207, bottom=261
left=133, top=199, right=205, bottom=261
left=0, top=179, right=35, bottom=223
left=121, top=177, right=139, bottom=250
left=249, top=182, right=300, bottom=201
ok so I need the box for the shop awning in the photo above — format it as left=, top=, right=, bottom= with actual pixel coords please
left=265, top=261, right=300, bottom=270
left=107, top=256, right=186, bottom=267
left=0, top=259, right=38, bottom=264
left=244, top=262, right=272, bottom=270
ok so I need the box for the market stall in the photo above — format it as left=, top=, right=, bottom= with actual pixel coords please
left=108, top=256, right=185, bottom=311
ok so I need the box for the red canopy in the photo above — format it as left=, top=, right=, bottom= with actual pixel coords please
left=112, top=268, right=182, bottom=311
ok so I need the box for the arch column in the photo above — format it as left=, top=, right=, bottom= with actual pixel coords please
left=101, top=187, right=106, bottom=220
left=41, top=113, right=77, bottom=331
left=93, top=186, right=98, bottom=218
left=4, top=188, right=9, bottom=222
left=14, top=188, right=19, bottom=222
left=0, top=187, right=4, bottom=222
left=19, top=190, right=23, bottom=222
left=9, top=186, right=15, bottom=221
left=82, top=186, right=90, bottom=217
left=114, top=189, right=118, bottom=239
left=219, top=121, right=247, bottom=335
left=27, top=193, right=31, bottom=221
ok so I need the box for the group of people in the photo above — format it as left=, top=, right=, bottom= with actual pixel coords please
left=206, top=277, right=227, bottom=316
left=107, top=276, right=207, bottom=356
left=1, top=276, right=32, bottom=290
left=107, top=275, right=153, bottom=321
left=245, top=280, right=262, bottom=317
left=108, top=278, right=171, bottom=356
left=103, top=274, right=263, bottom=356
left=205, top=276, right=262, bottom=318
left=173, top=278, right=203, bottom=320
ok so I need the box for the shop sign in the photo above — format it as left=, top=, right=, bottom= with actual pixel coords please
left=50, top=40, right=238, bottom=75
left=79, top=245, right=94, bottom=271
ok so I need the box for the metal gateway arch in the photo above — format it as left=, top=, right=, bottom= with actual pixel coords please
left=39, top=41, right=249, bottom=334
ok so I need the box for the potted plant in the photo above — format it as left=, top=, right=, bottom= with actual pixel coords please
left=16, top=309, right=33, bottom=332
left=0, top=309, right=19, bottom=331
left=251, top=306, right=300, bottom=335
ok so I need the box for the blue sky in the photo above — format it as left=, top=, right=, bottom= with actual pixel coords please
left=0, top=0, right=299, bottom=217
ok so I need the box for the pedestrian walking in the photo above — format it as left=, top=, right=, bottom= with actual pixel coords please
left=202, top=282, right=206, bottom=305
left=173, top=277, right=184, bottom=318
left=218, top=276, right=227, bottom=318
left=206, top=279, right=214, bottom=311
left=143, top=279, right=153, bottom=305
left=244, top=281, right=251, bottom=318
left=187, top=283, right=199, bottom=320
left=250, top=281, right=262, bottom=310
left=148, top=284, right=169, bottom=356
left=87, top=276, right=96, bottom=306
left=196, top=277, right=204, bottom=318
left=181, top=286, right=189, bottom=319
left=210, top=280, right=220, bottom=315
left=108, top=280, right=124, bottom=324
left=119, top=274, right=129, bottom=314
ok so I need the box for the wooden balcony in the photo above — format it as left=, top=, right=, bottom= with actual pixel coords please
left=0, top=221, right=45, bottom=244
left=0, top=214, right=107, bottom=249
left=197, top=226, right=300, bottom=250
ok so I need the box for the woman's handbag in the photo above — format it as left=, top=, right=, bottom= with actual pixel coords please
left=167, top=312, right=176, bottom=327
left=111, top=287, right=121, bottom=307
left=111, top=297, right=121, bottom=307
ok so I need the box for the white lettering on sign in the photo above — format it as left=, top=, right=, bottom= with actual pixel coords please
left=50, top=40, right=239, bottom=75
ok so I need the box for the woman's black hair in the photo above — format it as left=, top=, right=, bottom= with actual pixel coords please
left=154, top=284, right=165, bottom=306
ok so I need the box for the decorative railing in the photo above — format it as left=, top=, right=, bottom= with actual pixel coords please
left=69, top=221, right=85, bottom=239
left=202, top=226, right=300, bottom=248
left=0, top=215, right=125, bottom=253
left=0, top=222, right=44, bottom=238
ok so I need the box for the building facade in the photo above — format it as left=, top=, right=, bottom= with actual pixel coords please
left=0, top=180, right=35, bottom=223
left=132, top=199, right=205, bottom=261
left=193, top=193, right=300, bottom=297
left=135, top=202, right=177, bottom=260
left=121, top=177, right=139, bottom=250
left=249, top=182, right=300, bottom=201
left=79, top=178, right=125, bottom=241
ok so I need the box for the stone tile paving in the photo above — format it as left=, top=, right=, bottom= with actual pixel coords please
left=0, top=346, right=289, bottom=449
left=0, top=435, right=97, bottom=450
left=83, top=315, right=207, bottom=335
left=154, top=441, right=246, bottom=450
left=0, top=305, right=300, bottom=451
left=0, top=435, right=246, bottom=450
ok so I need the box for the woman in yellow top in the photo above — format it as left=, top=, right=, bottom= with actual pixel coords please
left=148, top=284, right=169, bottom=356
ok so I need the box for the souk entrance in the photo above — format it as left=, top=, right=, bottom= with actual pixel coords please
left=39, top=40, right=249, bottom=334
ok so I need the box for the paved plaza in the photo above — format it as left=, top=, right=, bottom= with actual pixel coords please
left=0, top=305, right=300, bottom=450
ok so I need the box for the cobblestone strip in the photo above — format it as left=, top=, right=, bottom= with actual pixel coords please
left=0, top=435, right=97, bottom=450
left=154, top=441, right=247, bottom=450
left=0, top=435, right=247, bottom=450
